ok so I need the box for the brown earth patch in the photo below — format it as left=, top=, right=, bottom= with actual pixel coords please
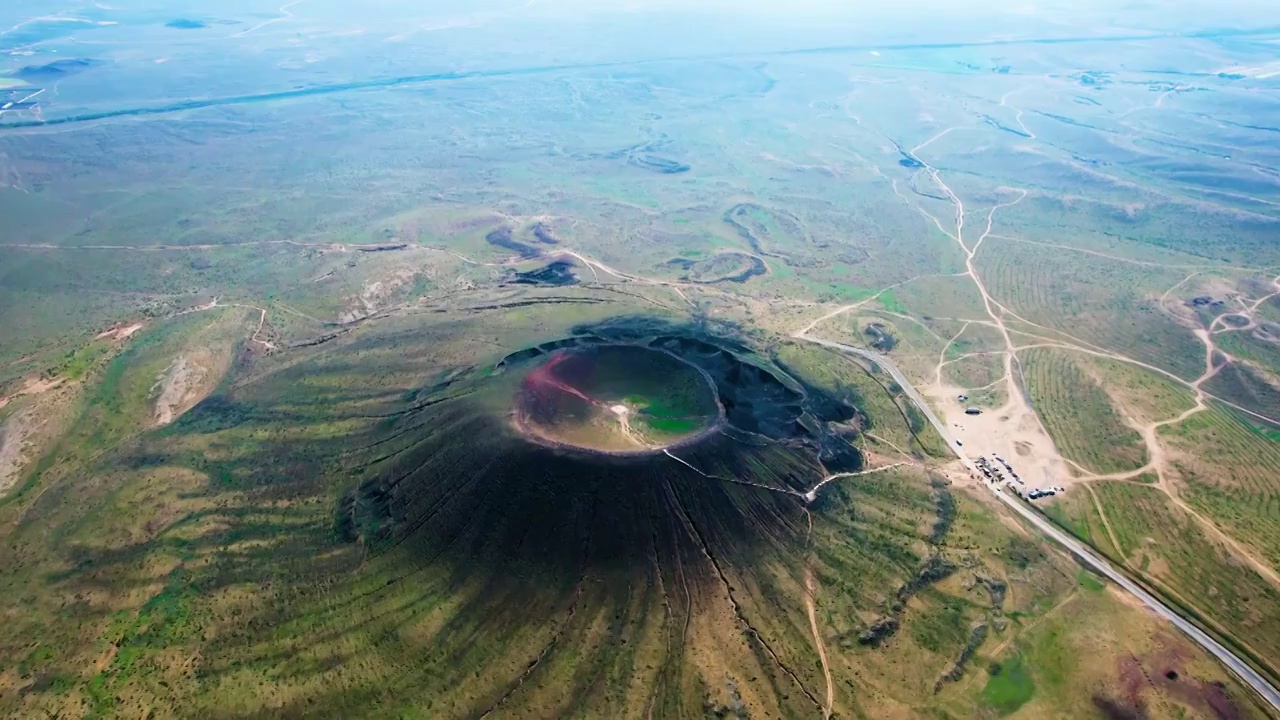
left=153, top=355, right=211, bottom=427
left=1113, top=643, right=1241, bottom=720
left=95, top=322, right=145, bottom=341
left=19, top=376, right=64, bottom=395
left=93, top=644, right=119, bottom=673
left=1143, top=555, right=1170, bottom=578
left=340, top=266, right=424, bottom=323
left=1092, top=694, right=1146, bottom=719
left=0, top=409, right=33, bottom=494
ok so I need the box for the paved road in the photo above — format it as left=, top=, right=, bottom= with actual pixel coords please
left=802, top=334, right=1280, bottom=713
left=798, top=335, right=956, bottom=445
left=992, top=487, right=1280, bottom=710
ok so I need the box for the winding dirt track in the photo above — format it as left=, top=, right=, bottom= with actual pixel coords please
left=801, top=119, right=1280, bottom=590
left=789, top=128, right=1280, bottom=711
left=804, top=564, right=834, bottom=720
left=804, top=333, right=1280, bottom=711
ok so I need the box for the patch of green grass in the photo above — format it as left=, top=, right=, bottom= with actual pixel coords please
left=1077, top=569, right=1105, bottom=593
left=52, top=340, right=112, bottom=381
left=1022, top=348, right=1148, bottom=474
left=625, top=392, right=707, bottom=435
left=909, top=590, right=972, bottom=653
left=86, top=570, right=199, bottom=717
left=806, top=279, right=874, bottom=302
left=1230, top=410, right=1280, bottom=443
left=877, top=289, right=907, bottom=314
left=18, top=645, right=55, bottom=677
left=642, top=416, right=701, bottom=434
left=1004, top=535, right=1048, bottom=570
left=40, top=673, right=78, bottom=696
left=981, top=653, right=1035, bottom=716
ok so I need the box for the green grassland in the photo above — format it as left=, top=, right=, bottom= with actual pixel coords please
left=977, top=237, right=1208, bottom=382
left=1049, top=480, right=1280, bottom=687
left=946, top=322, right=1007, bottom=358
left=1160, top=404, right=1280, bottom=571
left=889, top=274, right=990, bottom=323
left=1042, top=489, right=1122, bottom=559
left=1020, top=348, right=1149, bottom=475
left=5, top=298, right=1263, bottom=718
left=943, top=353, right=1005, bottom=392
left=981, top=653, right=1035, bottom=715
left=1, top=10, right=1280, bottom=718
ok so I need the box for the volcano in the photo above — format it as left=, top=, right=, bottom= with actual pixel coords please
left=312, top=318, right=897, bottom=714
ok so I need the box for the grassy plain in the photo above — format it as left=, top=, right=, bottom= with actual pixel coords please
left=1019, top=348, right=1149, bottom=475
left=1049, top=480, right=1280, bottom=687
left=1161, top=404, right=1280, bottom=569
left=0, top=3, right=1279, bottom=717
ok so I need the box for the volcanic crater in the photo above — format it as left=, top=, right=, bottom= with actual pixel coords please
left=513, top=344, right=725, bottom=456
left=340, top=321, right=869, bottom=577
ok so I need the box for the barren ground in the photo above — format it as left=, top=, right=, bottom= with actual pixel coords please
left=0, top=409, right=31, bottom=494
left=153, top=354, right=213, bottom=427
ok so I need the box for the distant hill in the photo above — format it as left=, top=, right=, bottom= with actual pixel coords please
left=13, top=58, right=98, bottom=82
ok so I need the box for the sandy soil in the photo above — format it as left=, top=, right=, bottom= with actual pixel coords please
left=153, top=355, right=211, bottom=427
left=20, top=376, right=63, bottom=394
left=925, top=376, right=1073, bottom=491
left=0, top=375, right=65, bottom=411
left=0, top=409, right=32, bottom=494
left=95, top=322, right=145, bottom=341
left=804, top=564, right=834, bottom=720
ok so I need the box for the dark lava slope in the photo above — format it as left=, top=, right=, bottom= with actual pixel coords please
left=341, top=320, right=866, bottom=575
left=89, top=309, right=972, bottom=719
left=323, top=319, right=874, bottom=716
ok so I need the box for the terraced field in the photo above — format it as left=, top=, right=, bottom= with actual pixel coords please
left=1161, top=404, right=1280, bottom=571
left=1204, top=362, right=1280, bottom=422
left=1020, top=348, right=1149, bottom=475
left=977, top=237, right=1207, bottom=382
left=1217, top=332, right=1280, bottom=382
left=1081, top=356, right=1199, bottom=426
left=1052, top=480, right=1280, bottom=685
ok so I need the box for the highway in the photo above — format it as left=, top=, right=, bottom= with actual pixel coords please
left=801, top=333, right=1280, bottom=713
